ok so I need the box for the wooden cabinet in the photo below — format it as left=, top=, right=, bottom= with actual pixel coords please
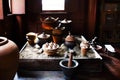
left=100, top=0, right=120, bottom=43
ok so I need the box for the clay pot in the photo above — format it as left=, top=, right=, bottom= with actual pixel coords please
left=59, top=59, right=79, bottom=80
left=80, top=41, right=90, bottom=56
left=64, top=32, right=76, bottom=49
left=52, top=27, right=64, bottom=44
left=0, top=37, right=19, bottom=80
left=38, top=32, right=50, bottom=46
left=26, top=32, right=37, bottom=45
left=41, top=16, right=59, bottom=31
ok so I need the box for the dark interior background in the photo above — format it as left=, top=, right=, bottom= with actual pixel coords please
left=0, top=0, right=120, bottom=49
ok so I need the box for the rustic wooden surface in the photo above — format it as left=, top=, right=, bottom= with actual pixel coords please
left=19, top=41, right=102, bottom=72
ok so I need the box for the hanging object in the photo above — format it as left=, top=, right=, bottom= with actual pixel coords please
left=12, top=0, right=25, bottom=14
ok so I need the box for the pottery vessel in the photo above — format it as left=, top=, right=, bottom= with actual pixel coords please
left=38, top=32, right=50, bottom=46
left=64, top=32, right=76, bottom=49
left=0, top=37, right=19, bottom=80
left=41, top=16, right=59, bottom=31
left=26, top=32, right=37, bottom=45
left=52, top=27, right=64, bottom=44
left=80, top=41, right=90, bottom=56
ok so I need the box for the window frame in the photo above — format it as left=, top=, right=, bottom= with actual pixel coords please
left=41, top=0, right=66, bottom=12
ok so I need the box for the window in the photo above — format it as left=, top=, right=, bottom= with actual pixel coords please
left=8, top=0, right=25, bottom=14
left=42, top=0, right=65, bottom=11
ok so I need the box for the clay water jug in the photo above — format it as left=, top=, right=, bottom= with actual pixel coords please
left=0, top=37, right=19, bottom=80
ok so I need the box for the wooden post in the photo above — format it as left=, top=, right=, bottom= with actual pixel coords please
left=88, top=0, right=97, bottom=39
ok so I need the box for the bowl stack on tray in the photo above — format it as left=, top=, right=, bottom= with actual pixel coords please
left=42, top=42, right=59, bottom=56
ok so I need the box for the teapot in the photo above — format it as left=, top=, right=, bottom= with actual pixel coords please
left=40, top=16, right=59, bottom=30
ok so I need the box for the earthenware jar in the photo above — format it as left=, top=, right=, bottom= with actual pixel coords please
left=37, top=32, right=50, bottom=46
left=80, top=41, right=90, bottom=56
left=64, top=32, right=76, bottom=49
left=41, top=16, right=59, bottom=31
left=52, top=24, right=65, bottom=44
left=26, top=32, right=37, bottom=45
left=0, top=37, right=19, bottom=80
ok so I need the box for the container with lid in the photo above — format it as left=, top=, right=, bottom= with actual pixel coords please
left=38, top=32, right=51, bottom=46
left=64, top=32, right=76, bottom=49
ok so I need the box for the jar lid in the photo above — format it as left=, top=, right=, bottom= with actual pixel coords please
left=38, top=32, right=50, bottom=39
left=60, top=19, right=72, bottom=24
left=41, top=17, right=59, bottom=23
left=65, top=32, right=75, bottom=41
left=26, top=32, right=36, bottom=36
left=80, top=41, right=90, bottom=48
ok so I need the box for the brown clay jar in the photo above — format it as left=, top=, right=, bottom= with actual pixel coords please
left=0, top=37, right=19, bottom=80
left=64, top=33, right=76, bottom=49
left=41, top=17, right=59, bottom=31
left=80, top=41, right=90, bottom=56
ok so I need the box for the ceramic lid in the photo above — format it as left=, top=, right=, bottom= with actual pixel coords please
left=80, top=41, right=90, bottom=48
left=38, top=32, right=50, bottom=39
left=41, top=17, right=59, bottom=23
left=26, top=32, right=36, bottom=36
left=65, top=32, right=75, bottom=42
left=60, top=19, right=72, bottom=24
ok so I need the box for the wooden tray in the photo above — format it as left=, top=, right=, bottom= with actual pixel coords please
left=19, top=36, right=102, bottom=72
